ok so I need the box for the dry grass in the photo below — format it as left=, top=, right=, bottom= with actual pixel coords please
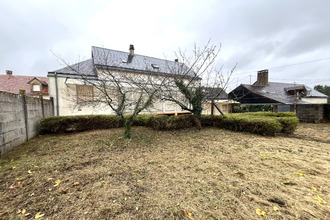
left=0, top=123, right=329, bottom=219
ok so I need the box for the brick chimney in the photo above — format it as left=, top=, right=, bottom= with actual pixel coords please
left=6, top=70, right=13, bottom=76
left=129, top=44, right=134, bottom=56
left=254, top=69, right=269, bottom=86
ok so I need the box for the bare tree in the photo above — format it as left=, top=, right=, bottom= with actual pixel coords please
left=159, top=41, right=236, bottom=129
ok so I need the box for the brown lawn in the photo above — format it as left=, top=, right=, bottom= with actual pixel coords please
left=0, top=123, right=329, bottom=219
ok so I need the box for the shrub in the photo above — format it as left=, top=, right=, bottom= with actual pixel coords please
left=229, top=112, right=299, bottom=134
left=233, top=112, right=296, bottom=118
left=201, top=115, right=224, bottom=127
left=39, top=115, right=123, bottom=134
left=276, top=117, right=299, bottom=134
left=146, top=115, right=169, bottom=130
left=147, top=114, right=196, bottom=130
left=166, top=114, right=196, bottom=130
left=223, top=115, right=282, bottom=136
left=201, top=113, right=298, bottom=136
left=132, top=114, right=153, bottom=126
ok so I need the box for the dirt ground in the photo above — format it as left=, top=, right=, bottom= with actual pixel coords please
left=0, top=123, right=329, bottom=219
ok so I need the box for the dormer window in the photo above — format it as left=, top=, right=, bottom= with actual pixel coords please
left=151, top=64, right=159, bottom=69
left=33, top=84, right=41, bottom=92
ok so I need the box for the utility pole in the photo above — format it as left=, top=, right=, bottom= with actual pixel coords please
left=294, top=82, right=296, bottom=113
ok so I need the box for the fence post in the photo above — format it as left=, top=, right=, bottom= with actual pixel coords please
left=39, top=94, right=45, bottom=118
left=20, top=89, right=28, bottom=141
left=50, top=97, right=54, bottom=116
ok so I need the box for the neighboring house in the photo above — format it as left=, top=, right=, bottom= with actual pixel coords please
left=0, top=70, right=49, bottom=98
left=228, top=69, right=328, bottom=112
left=48, top=45, right=197, bottom=116
left=202, top=88, right=234, bottom=114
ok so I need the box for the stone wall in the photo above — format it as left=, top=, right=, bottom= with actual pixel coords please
left=0, top=91, right=54, bottom=154
left=296, top=104, right=330, bottom=122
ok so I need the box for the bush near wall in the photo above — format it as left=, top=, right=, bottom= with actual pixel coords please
left=39, top=115, right=123, bottom=134
left=39, top=112, right=299, bottom=136
left=39, top=114, right=155, bottom=134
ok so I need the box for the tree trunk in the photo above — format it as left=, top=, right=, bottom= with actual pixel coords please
left=193, top=114, right=202, bottom=130
left=124, top=118, right=134, bottom=139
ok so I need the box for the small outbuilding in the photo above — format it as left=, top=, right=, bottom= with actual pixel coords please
left=228, top=69, right=328, bottom=112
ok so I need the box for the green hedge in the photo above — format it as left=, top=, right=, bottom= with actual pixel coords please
left=227, top=112, right=298, bottom=134
left=147, top=114, right=196, bottom=130
left=233, top=112, right=296, bottom=118
left=39, top=112, right=299, bottom=136
left=276, top=117, right=299, bottom=134
left=201, top=113, right=298, bottom=135
left=223, top=115, right=282, bottom=136
left=131, top=114, right=153, bottom=126
left=39, top=115, right=123, bottom=134
left=201, top=115, right=224, bottom=127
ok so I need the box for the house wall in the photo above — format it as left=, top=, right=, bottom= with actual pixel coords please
left=296, top=104, right=330, bottom=122
left=49, top=76, right=109, bottom=116
left=48, top=70, right=194, bottom=116
left=202, top=101, right=233, bottom=115
left=0, top=91, right=54, bottom=154
left=301, top=97, right=328, bottom=104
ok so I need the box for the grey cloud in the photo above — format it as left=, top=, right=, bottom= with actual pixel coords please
left=280, top=25, right=330, bottom=57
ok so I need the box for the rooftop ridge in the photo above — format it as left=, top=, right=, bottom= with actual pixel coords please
left=0, top=74, right=48, bottom=79
left=92, top=46, right=181, bottom=64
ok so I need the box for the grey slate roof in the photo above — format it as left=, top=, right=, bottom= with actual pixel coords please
left=241, top=82, right=327, bottom=104
left=91, top=46, right=191, bottom=76
left=49, top=59, right=96, bottom=76
left=204, top=87, right=228, bottom=100
left=49, top=46, right=193, bottom=78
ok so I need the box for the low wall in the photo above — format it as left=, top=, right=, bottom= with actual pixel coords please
left=296, top=104, right=330, bottom=122
left=0, top=91, right=54, bottom=154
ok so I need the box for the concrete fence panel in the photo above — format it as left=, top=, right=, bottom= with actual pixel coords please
left=0, top=91, right=54, bottom=154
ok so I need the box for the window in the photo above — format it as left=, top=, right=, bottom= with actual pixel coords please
left=76, top=85, right=93, bottom=103
left=33, top=84, right=41, bottom=92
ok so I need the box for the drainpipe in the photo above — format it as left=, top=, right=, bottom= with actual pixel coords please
left=55, top=72, right=59, bottom=116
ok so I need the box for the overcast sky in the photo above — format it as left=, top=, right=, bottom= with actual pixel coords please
left=1, top=0, right=330, bottom=91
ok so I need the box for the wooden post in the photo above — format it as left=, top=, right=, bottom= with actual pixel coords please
left=211, top=99, right=214, bottom=116
left=20, top=89, right=28, bottom=141
left=212, top=102, right=226, bottom=117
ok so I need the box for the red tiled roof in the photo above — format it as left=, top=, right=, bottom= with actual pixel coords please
left=0, top=74, right=49, bottom=95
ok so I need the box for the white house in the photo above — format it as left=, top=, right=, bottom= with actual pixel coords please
left=48, top=45, right=198, bottom=116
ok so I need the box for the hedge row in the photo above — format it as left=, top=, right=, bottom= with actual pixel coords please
left=39, top=112, right=299, bottom=136
left=39, top=115, right=123, bottom=134
left=145, top=113, right=298, bottom=136
left=147, top=115, right=196, bottom=130
left=201, top=113, right=299, bottom=135
left=233, top=112, right=297, bottom=118
left=201, top=115, right=281, bottom=136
